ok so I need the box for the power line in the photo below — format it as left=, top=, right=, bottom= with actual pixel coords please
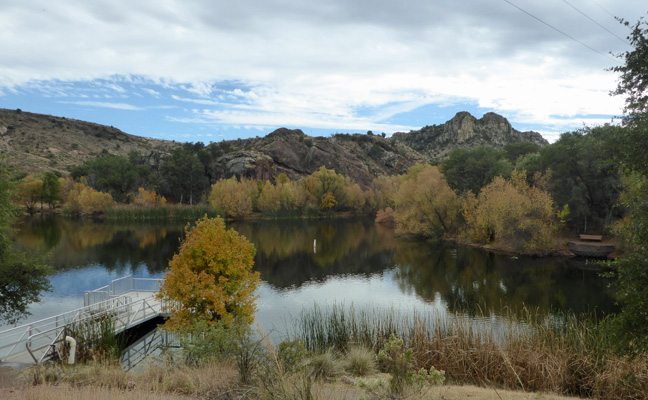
left=561, top=0, right=628, bottom=45
left=502, top=0, right=615, bottom=61
left=588, top=0, right=616, bottom=19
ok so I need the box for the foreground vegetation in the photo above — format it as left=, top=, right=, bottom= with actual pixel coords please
left=5, top=304, right=647, bottom=400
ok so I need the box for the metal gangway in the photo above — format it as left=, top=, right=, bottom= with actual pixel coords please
left=0, top=276, right=166, bottom=365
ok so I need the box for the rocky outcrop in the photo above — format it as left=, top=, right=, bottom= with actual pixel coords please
left=391, top=111, right=548, bottom=160
left=208, top=128, right=426, bottom=188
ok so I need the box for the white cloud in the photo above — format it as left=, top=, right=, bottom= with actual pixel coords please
left=61, top=101, right=143, bottom=111
left=0, top=0, right=644, bottom=139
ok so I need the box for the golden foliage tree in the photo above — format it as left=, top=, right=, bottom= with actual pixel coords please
left=208, top=177, right=258, bottom=218
left=158, top=216, right=261, bottom=329
left=369, top=174, right=400, bottom=211
left=62, top=178, right=116, bottom=216
left=463, top=170, right=559, bottom=255
left=394, top=164, right=458, bottom=238
left=257, top=180, right=281, bottom=214
left=303, top=166, right=350, bottom=210
left=133, top=187, right=167, bottom=207
left=16, top=175, right=43, bottom=213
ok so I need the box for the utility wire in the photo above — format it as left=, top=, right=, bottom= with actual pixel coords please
left=503, top=0, right=615, bottom=61
left=588, top=0, right=616, bottom=19
left=561, top=0, right=629, bottom=45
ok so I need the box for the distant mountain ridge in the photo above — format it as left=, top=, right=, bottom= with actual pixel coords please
left=0, top=108, right=547, bottom=186
left=391, top=111, right=548, bottom=160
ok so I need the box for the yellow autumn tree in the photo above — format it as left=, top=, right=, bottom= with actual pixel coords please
left=62, top=178, right=116, bottom=216
left=158, top=216, right=261, bottom=330
left=463, top=170, right=559, bottom=255
left=257, top=180, right=281, bottom=215
left=394, top=164, right=459, bottom=238
left=208, top=177, right=257, bottom=218
left=16, top=175, right=43, bottom=213
left=133, top=187, right=167, bottom=207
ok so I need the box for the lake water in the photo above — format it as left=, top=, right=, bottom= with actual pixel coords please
left=3, top=215, right=617, bottom=336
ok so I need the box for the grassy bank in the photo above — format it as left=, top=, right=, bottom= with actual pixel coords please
left=6, top=305, right=646, bottom=399
left=294, top=305, right=648, bottom=399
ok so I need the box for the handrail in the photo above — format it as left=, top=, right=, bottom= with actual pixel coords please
left=1, top=276, right=166, bottom=364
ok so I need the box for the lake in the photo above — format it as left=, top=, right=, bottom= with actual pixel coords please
left=3, top=215, right=617, bottom=336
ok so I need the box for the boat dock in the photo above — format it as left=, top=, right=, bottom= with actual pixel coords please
left=0, top=276, right=167, bottom=365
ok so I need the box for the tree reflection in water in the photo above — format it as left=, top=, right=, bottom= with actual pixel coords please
left=13, top=215, right=617, bottom=318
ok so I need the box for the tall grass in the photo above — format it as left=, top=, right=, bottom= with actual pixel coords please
left=104, top=204, right=219, bottom=221
left=295, top=304, right=648, bottom=399
left=62, top=313, right=125, bottom=363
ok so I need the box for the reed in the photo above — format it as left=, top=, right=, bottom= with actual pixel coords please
left=62, top=313, right=124, bottom=363
left=294, top=304, right=648, bottom=400
left=104, top=204, right=219, bottom=221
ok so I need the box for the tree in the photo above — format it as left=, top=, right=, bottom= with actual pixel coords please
left=610, top=14, right=648, bottom=175
left=0, top=161, right=51, bottom=323
left=71, top=154, right=147, bottom=203
left=442, top=147, right=513, bottom=195
left=158, top=216, right=261, bottom=330
left=63, top=181, right=116, bottom=216
left=209, top=177, right=257, bottom=218
left=539, top=127, right=622, bottom=233
left=257, top=180, right=281, bottom=215
left=160, top=147, right=210, bottom=204
left=303, top=166, right=350, bottom=211
left=16, top=175, right=43, bottom=213
left=41, top=171, right=61, bottom=208
left=604, top=14, right=648, bottom=355
left=394, top=164, right=458, bottom=239
left=463, top=170, right=559, bottom=255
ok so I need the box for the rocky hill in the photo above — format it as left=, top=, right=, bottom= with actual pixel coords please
left=0, top=108, right=180, bottom=176
left=208, top=128, right=428, bottom=187
left=0, top=108, right=547, bottom=187
left=391, top=111, right=548, bottom=160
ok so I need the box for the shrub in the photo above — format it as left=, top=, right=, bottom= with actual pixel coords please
left=345, top=346, right=377, bottom=376
left=158, top=216, right=261, bottom=330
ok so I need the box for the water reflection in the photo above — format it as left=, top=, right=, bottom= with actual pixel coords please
left=12, top=215, right=617, bottom=324
left=14, top=215, right=183, bottom=274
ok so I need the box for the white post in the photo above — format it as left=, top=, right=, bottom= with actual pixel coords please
left=65, top=336, right=77, bottom=364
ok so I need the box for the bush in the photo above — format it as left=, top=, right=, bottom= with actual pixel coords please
left=344, top=346, right=377, bottom=376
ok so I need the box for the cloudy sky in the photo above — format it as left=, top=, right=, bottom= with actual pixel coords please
left=0, top=1, right=645, bottom=143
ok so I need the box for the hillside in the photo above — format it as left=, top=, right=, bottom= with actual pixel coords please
left=0, top=108, right=547, bottom=186
left=0, top=108, right=180, bottom=176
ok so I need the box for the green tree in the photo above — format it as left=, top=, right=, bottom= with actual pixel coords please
left=604, top=14, right=648, bottom=355
left=158, top=216, right=261, bottom=330
left=303, top=166, right=350, bottom=211
left=539, top=127, right=622, bottom=233
left=0, top=161, right=51, bottom=323
left=160, top=147, right=210, bottom=204
left=610, top=14, right=648, bottom=174
left=41, top=171, right=61, bottom=208
left=442, top=147, right=513, bottom=195
left=71, top=154, right=147, bottom=202
left=503, top=142, right=541, bottom=163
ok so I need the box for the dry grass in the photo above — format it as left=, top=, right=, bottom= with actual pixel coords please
left=14, top=359, right=238, bottom=399
left=0, top=380, right=587, bottom=400
left=296, top=305, right=648, bottom=400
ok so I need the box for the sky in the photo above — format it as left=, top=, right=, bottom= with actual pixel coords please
left=0, top=1, right=645, bottom=144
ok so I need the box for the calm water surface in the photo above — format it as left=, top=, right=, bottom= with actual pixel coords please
left=4, top=215, right=617, bottom=334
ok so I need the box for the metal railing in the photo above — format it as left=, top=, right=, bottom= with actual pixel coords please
left=1, top=276, right=166, bottom=364
left=121, top=329, right=180, bottom=372
left=85, top=276, right=163, bottom=307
